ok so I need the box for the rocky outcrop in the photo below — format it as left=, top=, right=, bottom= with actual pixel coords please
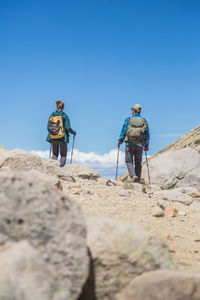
left=117, top=270, right=200, bottom=300
left=0, top=170, right=89, bottom=300
left=142, top=148, right=200, bottom=189
left=87, top=215, right=175, bottom=300
left=154, top=189, right=193, bottom=206
left=43, top=159, right=75, bottom=182
left=0, top=149, right=43, bottom=172
left=67, top=164, right=101, bottom=180
left=157, top=125, right=200, bottom=153
left=0, top=149, right=76, bottom=184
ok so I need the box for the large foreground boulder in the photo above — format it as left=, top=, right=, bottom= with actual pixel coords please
left=142, top=148, right=200, bottom=189
left=0, top=170, right=89, bottom=300
left=87, top=215, right=175, bottom=300
left=0, top=241, right=54, bottom=300
left=117, top=270, right=200, bottom=300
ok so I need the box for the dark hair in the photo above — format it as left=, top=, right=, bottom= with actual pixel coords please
left=56, top=100, right=64, bottom=110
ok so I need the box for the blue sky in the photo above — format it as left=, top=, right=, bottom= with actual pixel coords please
left=1, top=0, right=200, bottom=175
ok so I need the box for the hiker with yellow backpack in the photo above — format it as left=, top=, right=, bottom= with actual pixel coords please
left=47, top=100, right=76, bottom=167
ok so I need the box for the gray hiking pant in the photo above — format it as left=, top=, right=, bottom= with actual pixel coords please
left=125, top=145, right=143, bottom=179
left=51, top=140, right=67, bottom=167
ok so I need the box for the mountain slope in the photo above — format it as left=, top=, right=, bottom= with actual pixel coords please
left=158, top=125, right=200, bottom=154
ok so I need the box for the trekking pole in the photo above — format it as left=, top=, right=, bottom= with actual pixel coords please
left=70, top=135, right=75, bottom=164
left=115, top=146, right=120, bottom=181
left=49, top=142, right=52, bottom=159
left=145, top=151, right=151, bottom=184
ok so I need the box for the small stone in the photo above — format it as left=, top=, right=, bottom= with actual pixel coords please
left=119, top=190, right=129, bottom=197
left=65, top=185, right=72, bottom=190
left=147, top=191, right=153, bottom=198
left=165, top=206, right=178, bottom=217
left=73, top=184, right=81, bottom=188
left=178, top=211, right=187, bottom=217
left=124, top=183, right=147, bottom=194
left=152, top=207, right=164, bottom=217
left=55, top=180, right=63, bottom=190
left=150, top=184, right=162, bottom=192
left=73, top=190, right=80, bottom=195
left=84, top=189, right=93, bottom=195
left=106, top=179, right=117, bottom=186
left=157, top=199, right=169, bottom=210
left=189, top=192, right=200, bottom=198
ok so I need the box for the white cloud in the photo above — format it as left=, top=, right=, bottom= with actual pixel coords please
left=31, top=148, right=126, bottom=178
left=31, top=150, right=50, bottom=160
left=31, top=148, right=125, bottom=168
left=31, top=148, right=150, bottom=179
left=69, top=149, right=125, bottom=168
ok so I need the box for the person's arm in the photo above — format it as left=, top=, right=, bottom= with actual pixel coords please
left=117, top=117, right=130, bottom=147
left=64, top=114, right=76, bottom=135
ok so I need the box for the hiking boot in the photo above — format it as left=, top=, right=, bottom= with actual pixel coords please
left=126, top=176, right=133, bottom=183
left=132, top=175, right=139, bottom=183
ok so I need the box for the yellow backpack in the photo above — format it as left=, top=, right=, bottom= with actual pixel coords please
left=48, top=114, right=65, bottom=139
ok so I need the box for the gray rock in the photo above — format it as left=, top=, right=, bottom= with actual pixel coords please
left=119, top=190, right=129, bottom=197
left=124, top=183, right=147, bottom=193
left=152, top=207, right=165, bottom=217
left=142, top=148, right=200, bottom=189
left=67, top=164, right=101, bottom=180
left=0, top=170, right=89, bottom=300
left=0, top=149, right=43, bottom=171
left=0, top=240, right=55, bottom=300
left=27, top=169, right=63, bottom=190
left=157, top=199, right=170, bottom=210
left=87, top=215, right=175, bottom=300
left=106, top=179, right=117, bottom=186
left=175, top=186, right=200, bottom=194
left=155, top=190, right=193, bottom=206
left=150, top=184, right=162, bottom=192
left=43, top=160, right=75, bottom=182
left=165, top=205, right=179, bottom=217
left=117, top=270, right=200, bottom=300
left=178, top=167, right=200, bottom=189
left=178, top=211, right=187, bottom=217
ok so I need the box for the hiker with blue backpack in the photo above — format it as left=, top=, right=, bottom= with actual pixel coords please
left=117, top=104, right=150, bottom=183
left=47, top=100, right=76, bottom=167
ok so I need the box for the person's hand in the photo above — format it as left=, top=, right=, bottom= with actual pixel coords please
left=144, top=147, right=149, bottom=151
left=117, top=142, right=121, bottom=148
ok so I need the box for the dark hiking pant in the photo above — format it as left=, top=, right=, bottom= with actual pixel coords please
left=51, top=140, right=67, bottom=167
left=125, top=145, right=143, bottom=179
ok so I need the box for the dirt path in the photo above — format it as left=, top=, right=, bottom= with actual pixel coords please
left=63, top=177, right=200, bottom=274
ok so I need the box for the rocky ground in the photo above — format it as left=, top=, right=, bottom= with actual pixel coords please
left=1, top=146, right=200, bottom=299
left=62, top=167, right=200, bottom=274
